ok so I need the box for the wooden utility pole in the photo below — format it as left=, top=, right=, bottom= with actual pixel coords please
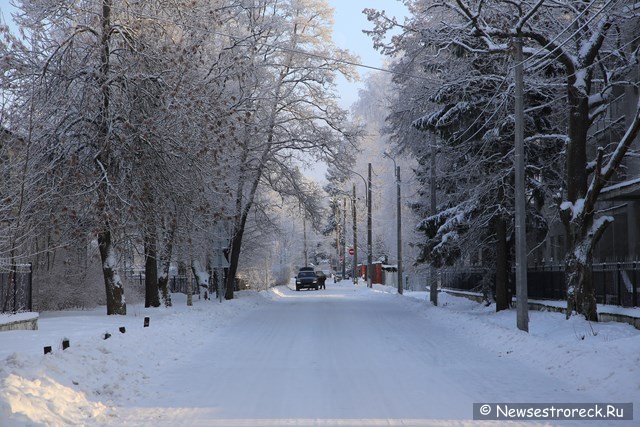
left=367, top=163, right=373, bottom=288
left=396, top=166, right=403, bottom=295
left=353, top=183, right=358, bottom=284
left=335, top=203, right=340, bottom=274
left=342, top=197, right=347, bottom=279
left=514, top=37, right=529, bottom=332
left=303, top=216, right=308, bottom=267
left=430, top=139, right=438, bottom=305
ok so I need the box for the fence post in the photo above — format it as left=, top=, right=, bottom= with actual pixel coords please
left=634, top=262, right=638, bottom=307
left=617, top=262, right=621, bottom=306
left=11, top=265, right=17, bottom=313
left=28, top=263, right=33, bottom=312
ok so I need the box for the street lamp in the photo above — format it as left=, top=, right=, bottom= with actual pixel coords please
left=331, top=166, right=373, bottom=287
left=347, top=170, right=368, bottom=286
left=344, top=167, right=372, bottom=288
left=383, top=152, right=403, bottom=295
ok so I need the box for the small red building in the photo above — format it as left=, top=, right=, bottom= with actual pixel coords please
left=358, top=262, right=383, bottom=284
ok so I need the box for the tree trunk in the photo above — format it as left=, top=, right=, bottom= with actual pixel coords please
left=566, top=251, right=598, bottom=321
left=144, top=228, right=160, bottom=308
left=2, top=269, right=13, bottom=312
left=225, top=222, right=245, bottom=300
left=157, top=215, right=177, bottom=307
left=206, top=256, right=213, bottom=299
left=495, top=214, right=510, bottom=312
left=563, top=87, right=596, bottom=320
left=190, top=260, right=204, bottom=301
left=565, top=88, right=590, bottom=203
left=95, top=0, right=125, bottom=315
left=98, top=228, right=126, bottom=315
left=224, top=149, right=270, bottom=300
left=157, top=274, right=171, bottom=306
left=179, top=261, right=192, bottom=306
left=223, top=51, right=293, bottom=299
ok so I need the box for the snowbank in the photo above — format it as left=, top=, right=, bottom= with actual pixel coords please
left=0, top=291, right=269, bottom=426
left=396, top=288, right=640, bottom=404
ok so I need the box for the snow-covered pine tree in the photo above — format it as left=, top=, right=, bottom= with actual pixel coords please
left=367, top=0, right=640, bottom=320
left=366, top=1, right=565, bottom=310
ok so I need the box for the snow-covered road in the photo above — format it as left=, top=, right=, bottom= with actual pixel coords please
left=2, top=282, right=638, bottom=426
left=113, top=284, right=634, bottom=426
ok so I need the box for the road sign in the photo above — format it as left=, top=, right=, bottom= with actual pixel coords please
left=348, top=248, right=355, bottom=256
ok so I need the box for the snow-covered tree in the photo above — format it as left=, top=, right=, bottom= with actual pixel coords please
left=220, top=0, right=358, bottom=299
left=366, top=0, right=640, bottom=320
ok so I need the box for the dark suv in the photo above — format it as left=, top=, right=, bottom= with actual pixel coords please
left=295, top=270, right=318, bottom=291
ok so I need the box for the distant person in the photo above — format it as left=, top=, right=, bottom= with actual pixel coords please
left=317, top=271, right=327, bottom=289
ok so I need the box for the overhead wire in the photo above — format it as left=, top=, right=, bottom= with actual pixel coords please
left=144, top=6, right=636, bottom=155
left=522, top=0, right=620, bottom=71
left=443, top=0, right=627, bottom=151
left=443, top=13, right=639, bottom=152
left=140, top=15, right=441, bottom=84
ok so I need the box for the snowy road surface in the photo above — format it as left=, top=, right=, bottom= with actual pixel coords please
left=117, top=284, right=636, bottom=426
left=2, top=282, right=638, bottom=426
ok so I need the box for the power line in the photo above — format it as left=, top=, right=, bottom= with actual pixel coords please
left=518, top=0, right=609, bottom=69
left=440, top=31, right=639, bottom=152
left=416, top=0, right=612, bottom=150
left=526, top=0, right=622, bottom=72
left=155, top=16, right=441, bottom=84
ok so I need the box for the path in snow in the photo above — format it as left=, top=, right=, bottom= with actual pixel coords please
left=112, top=283, right=620, bottom=426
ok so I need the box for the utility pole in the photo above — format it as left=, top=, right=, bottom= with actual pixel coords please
left=367, top=163, right=373, bottom=288
left=335, top=198, right=340, bottom=273
left=342, top=197, right=347, bottom=279
left=353, top=183, right=358, bottom=284
left=303, top=216, right=308, bottom=267
left=514, top=37, right=529, bottom=332
left=430, top=139, right=438, bottom=305
left=396, top=166, right=403, bottom=295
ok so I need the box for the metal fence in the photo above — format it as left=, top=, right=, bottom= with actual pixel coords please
left=405, top=272, right=429, bottom=291
left=169, top=276, right=199, bottom=294
left=439, top=262, right=639, bottom=307
left=440, top=267, right=489, bottom=294
left=131, top=273, right=200, bottom=295
left=0, top=264, right=33, bottom=313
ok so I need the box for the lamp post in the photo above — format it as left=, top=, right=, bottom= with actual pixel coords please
left=342, top=197, right=346, bottom=279
left=429, top=137, right=438, bottom=306
left=352, top=183, right=358, bottom=284
left=384, top=152, right=403, bottom=295
left=367, top=163, right=373, bottom=288
left=514, top=36, right=529, bottom=332
left=344, top=169, right=369, bottom=285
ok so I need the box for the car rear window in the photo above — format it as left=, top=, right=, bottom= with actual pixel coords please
left=298, top=271, right=316, bottom=277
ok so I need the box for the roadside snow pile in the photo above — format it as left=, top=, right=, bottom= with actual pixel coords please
left=0, top=291, right=268, bottom=427
left=398, top=289, right=640, bottom=403
left=0, top=373, right=110, bottom=426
